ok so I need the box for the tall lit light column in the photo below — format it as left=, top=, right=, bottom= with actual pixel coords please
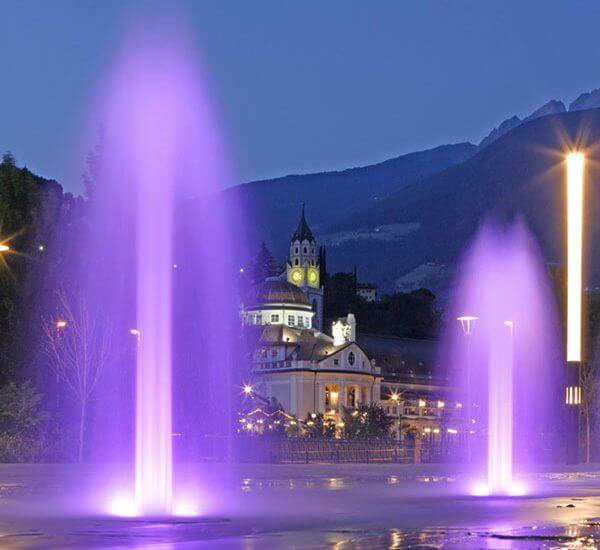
left=566, top=152, right=585, bottom=362
left=565, top=152, right=585, bottom=464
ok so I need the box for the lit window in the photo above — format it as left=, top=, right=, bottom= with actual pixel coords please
left=288, top=315, right=295, bottom=326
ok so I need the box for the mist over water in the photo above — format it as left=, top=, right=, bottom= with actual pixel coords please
left=74, top=20, right=243, bottom=515
left=440, top=219, right=563, bottom=494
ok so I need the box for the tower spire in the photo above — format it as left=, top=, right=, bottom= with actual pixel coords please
left=292, top=203, right=314, bottom=242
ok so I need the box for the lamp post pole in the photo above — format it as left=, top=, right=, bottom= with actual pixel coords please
left=458, top=316, right=478, bottom=463
left=565, top=152, right=585, bottom=464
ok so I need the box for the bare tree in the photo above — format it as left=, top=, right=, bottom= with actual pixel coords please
left=42, top=291, right=112, bottom=462
left=579, top=361, right=599, bottom=464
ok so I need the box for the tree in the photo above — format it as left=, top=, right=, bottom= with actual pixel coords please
left=251, top=242, right=281, bottom=284
left=303, top=412, right=335, bottom=439
left=42, top=291, right=112, bottom=462
left=0, top=380, right=47, bottom=462
left=341, top=407, right=363, bottom=439
left=341, top=403, right=393, bottom=440
left=82, top=128, right=105, bottom=202
left=579, top=360, right=599, bottom=463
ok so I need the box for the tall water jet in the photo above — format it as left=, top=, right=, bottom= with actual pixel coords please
left=443, top=219, right=562, bottom=496
left=488, top=320, right=513, bottom=494
left=79, top=16, right=238, bottom=517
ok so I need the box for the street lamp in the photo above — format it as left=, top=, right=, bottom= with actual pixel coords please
left=457, top=315, right=478, bottom=463
left=565, top=152, right=585, bottom=463
left=56, top=320, right=67, bottom=330
left=242, top=384, right=253, bottom=396
left=0, top=244, right=10, bottom=253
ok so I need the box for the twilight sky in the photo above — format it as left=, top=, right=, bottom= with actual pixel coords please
left=3, top=0, right=600, bottom=194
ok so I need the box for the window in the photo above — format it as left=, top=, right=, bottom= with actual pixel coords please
left=306, top=317, right=311, bottom=328
left=271, top=349, right=278, bottom=358
left=303, top=247, right=307, bottom=253
left=325, top=385, right=339, bottom=409
left=295, top=247, right=299, bottom=254
left=346, top=386, right=356, bottom=408
left=333, top=358, right=339, bottom=365
left=270, top=314, right=279, bottom=323
left=348, top=352, right=355, bottom=366
left=288, top=315, right=295, bottom=326
left=294, top=259, right=299, bottom=266
left=255, top=314, right=262, bottom=324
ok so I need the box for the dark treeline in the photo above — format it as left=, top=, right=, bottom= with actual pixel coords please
left=0, top=153, right=86, bottom=461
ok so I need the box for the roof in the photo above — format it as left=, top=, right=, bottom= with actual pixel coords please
left=247, top=324, right=372, bottom=364
left=255, top=324, right=338, bottom=361
left=291, top=204, right=314, bottom=243
left=246, top=279, right=310, bottom=307
left=356, top=333, right=440, bottom=383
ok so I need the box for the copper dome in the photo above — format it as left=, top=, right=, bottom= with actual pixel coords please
left=247, top=279, right=310, bottom=307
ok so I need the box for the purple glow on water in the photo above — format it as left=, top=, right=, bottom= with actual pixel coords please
left=442, top=219, right=562, bottom=496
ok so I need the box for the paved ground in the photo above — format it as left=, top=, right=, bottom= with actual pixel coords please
left=0, top=463, right=599, bottom=548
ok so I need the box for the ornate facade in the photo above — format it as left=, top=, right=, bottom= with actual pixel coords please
left=241, top=207, right=380, bottom=419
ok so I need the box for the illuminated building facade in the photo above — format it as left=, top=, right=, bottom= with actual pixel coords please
left=241, top=207, right=380, bottom=419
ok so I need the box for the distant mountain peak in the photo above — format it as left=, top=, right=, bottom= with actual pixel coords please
left=480, top=99, right=567, bottom=149
left=523, top=99, right=566, bottom=122
left=479, top=116, right=521, bottom=148
left=569, top=89, right=600, bottom=112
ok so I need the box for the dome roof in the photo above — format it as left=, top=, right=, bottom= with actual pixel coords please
left=247, top=279, right=310, bottom=307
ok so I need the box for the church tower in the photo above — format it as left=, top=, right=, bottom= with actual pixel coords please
left=286, top=205, right=324, bottom=330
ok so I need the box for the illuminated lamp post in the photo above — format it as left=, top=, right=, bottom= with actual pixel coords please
left=565, top=152, right=585, bottom=463
left=457, top=315, right=478, bottom=463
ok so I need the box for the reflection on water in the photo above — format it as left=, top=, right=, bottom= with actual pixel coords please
left=327, top=477, right=346, bottom=490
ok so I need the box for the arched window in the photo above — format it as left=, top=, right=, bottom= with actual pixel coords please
left=303, top=247, right=307, bottom=254
left=348, top=351, right=356, bottom=366
left=295, top=259, right=299, bottom=266
left=295, top=247, right=299, bottom=254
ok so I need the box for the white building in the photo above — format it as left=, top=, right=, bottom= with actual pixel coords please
left=357, top=282, right=378, bottom=302
left=241, top=207, right=381, bottom=419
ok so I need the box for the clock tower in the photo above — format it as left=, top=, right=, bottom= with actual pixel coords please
left=286, top=205, right=324, bottom=330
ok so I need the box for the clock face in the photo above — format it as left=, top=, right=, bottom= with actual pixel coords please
left=290, top=268, right=303, bottom=285
left=307, top=267, right=319, bottom=287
